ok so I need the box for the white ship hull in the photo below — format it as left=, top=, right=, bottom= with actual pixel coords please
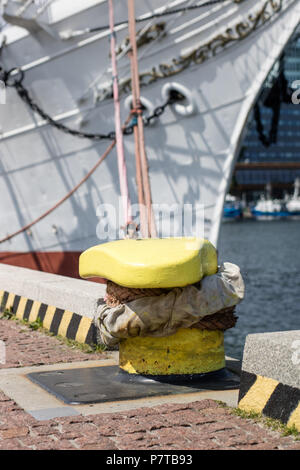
left=0, top=0, right=299, bottom=277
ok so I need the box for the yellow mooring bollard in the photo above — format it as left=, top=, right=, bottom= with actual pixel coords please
left=79, top=237, right=241, bottom=388
left=23, top=237, right=241, bottom=407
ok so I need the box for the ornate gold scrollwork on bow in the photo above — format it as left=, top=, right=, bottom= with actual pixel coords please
left=114, top=22, right=166, bottom=56
left=102, top=0, right=282, bottom=100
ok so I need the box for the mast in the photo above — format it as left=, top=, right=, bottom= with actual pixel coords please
left=127, top=0, right=157, bottom=238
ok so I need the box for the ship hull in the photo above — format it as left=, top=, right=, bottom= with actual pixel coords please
left=0, top=0, right=299, bottom=277
left=0, top=251, right=81, bottom=278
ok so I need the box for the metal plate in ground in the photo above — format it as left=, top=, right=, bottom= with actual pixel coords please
left=27, top=366, right=240, bottom=405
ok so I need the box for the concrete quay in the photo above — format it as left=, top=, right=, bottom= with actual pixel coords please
left=0, top=315, right=298, bottom=450
left=0, top=263, right=299, bottom=450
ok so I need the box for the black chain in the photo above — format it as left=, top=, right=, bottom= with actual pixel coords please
left=254, top=55, right=293, bottom=147
left=0, top=66, right=175, bottom=141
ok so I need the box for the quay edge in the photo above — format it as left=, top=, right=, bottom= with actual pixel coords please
left=239, top=331, right=300, bottom=432
left=0, top=263, right=106, bottom=347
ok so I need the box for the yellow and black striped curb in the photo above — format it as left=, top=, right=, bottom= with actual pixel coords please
left=0, top=290, right=97, bottom=346
left=238, top=370, right=300, bottom=431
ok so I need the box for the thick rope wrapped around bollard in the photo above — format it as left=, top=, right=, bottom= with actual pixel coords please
left=96, top=262, right=244, bottom=349
left=105, top=280, right=238, bottom=331
left=105, top=280, right=169, bottom=307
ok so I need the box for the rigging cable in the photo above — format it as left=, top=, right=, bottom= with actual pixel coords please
left=0, top=141, right=115, bottom=245
left=128, top=0, right=157, bottom=238
left=0, top=109, right=141, bottom=244
left=85, top=0, right=238, bottom=34
left=108, top=0, right=132, bottom=228
left=78, top=0, right=182, bottom=102
left=0, top=104, right=140, bottom=244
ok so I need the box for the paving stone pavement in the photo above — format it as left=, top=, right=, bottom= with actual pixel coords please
left=0, top=317, right=300, bottom=450
left=0, top=317, right=101, bottom=368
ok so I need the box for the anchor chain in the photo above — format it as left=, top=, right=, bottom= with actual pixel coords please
left=0, top=66, right=177, bottom=141
left=254, top=54, right=293, bottom=147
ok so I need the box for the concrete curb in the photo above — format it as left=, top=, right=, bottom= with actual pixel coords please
left=0, top=264, right=107, bottom=318
left=238, top=331, right=300, bottom=431
left=0, top=289, right=98, bottom=345
left=0, top=263, right=106, bottom=346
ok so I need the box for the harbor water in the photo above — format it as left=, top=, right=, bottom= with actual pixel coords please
left=218, top=219, right=300, bottom=360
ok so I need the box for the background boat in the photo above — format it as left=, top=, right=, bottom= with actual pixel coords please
left=251, top=196, right=289, bottom=220
left=223, top=194, right=243, bottom=222
left=285, top=178, right=300, bottom=217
